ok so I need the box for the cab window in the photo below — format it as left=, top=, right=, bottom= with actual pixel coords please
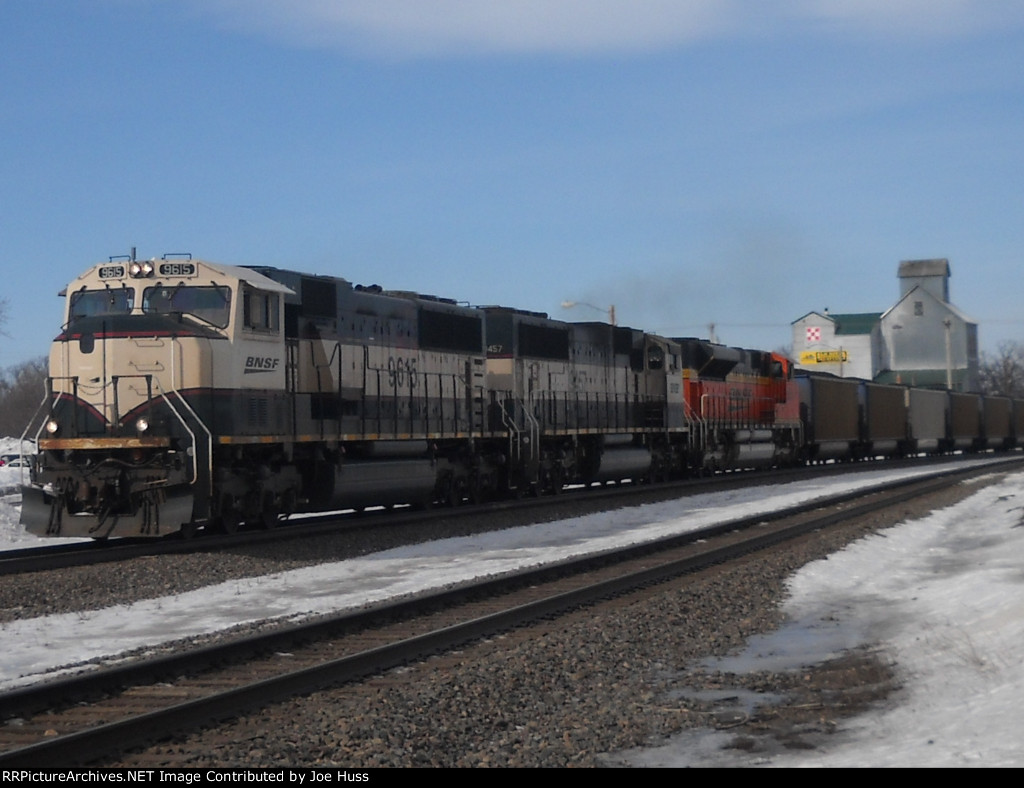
left=143, top=285, right=232, bottom=328
left=69, top=288, right=134, bottom=320
left=243, top=288, right=280, bottom=333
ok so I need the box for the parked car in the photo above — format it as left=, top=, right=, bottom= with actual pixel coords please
left=0, top=454, right=29, bottom=467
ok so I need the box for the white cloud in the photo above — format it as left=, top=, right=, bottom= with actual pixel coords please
left=190, top=0, right=1024, bottom=57
left=793, top=0, right=1024, bottom=38
left=194, top=0, right=744, bottom=56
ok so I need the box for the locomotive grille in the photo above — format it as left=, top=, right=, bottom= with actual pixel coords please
left=248, top=396, right=270, bottom=428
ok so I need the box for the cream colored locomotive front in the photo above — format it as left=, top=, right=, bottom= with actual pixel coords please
left=50, top=258, right=291, bottom=404
left=22, top=258, right=293, bottom=538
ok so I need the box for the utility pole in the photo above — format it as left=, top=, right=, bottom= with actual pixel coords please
left=944, top=318, right=953, bottom=390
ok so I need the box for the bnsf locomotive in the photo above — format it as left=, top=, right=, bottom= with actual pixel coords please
left=19, top=254, right=1019, bottom=539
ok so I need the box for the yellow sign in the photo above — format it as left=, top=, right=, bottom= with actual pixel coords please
left=800, top=350, right=849, bottom=365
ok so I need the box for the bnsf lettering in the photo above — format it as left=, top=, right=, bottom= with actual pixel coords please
left=244, top=356, right=281, bottom=373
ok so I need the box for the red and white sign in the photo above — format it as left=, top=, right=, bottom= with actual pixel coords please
left=806, top=326, right=821, bottom=342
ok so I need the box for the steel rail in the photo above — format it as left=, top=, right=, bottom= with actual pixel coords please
left=0, top=458, right=1015, bottom=766
left=2, top=454, right=1016, bottom=576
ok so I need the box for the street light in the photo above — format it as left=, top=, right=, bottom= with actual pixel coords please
left=560, top=300, right=616, bottom=325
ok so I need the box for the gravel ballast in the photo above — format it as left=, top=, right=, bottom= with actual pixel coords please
left=93, top=474, right=1003, bottom=767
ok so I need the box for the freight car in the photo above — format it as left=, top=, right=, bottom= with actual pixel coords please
left=797, top=371, right=1024, bottom=459
left=797, top=376, right=912, bottom=460
left=16, top=254, right=1016, bottom=540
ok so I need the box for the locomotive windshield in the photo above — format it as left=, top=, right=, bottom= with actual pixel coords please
left=143, top=284, right=232, bottom=328
left=68, top=288, right=135, bottom=320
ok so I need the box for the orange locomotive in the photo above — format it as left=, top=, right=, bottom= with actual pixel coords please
left=676, top=340, right=801, bottom=473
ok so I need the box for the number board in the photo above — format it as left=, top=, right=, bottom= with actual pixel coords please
left=158, top=262, right=197, bottom=277
left=98, top=265, right=125, bottom=279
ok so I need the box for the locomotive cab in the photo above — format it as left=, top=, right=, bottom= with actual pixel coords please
left=21, top=256, right=294, bottom=539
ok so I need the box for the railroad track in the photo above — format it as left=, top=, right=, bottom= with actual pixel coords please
left=0, top=466, right=796, bottom=575
left=0, top=454, right=1007, bottom=576
left=1, top=457, right=1015, bottom=767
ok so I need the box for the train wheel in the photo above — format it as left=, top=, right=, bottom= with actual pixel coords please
left=464, top=475, right=482, bottom=505
left=281, top=489, right=297, bottom=519
left=218, top=509, right=241, bottom=535
left=441, top=475, right=459, bottom=507
left=260, top=492, right=279, bottom=529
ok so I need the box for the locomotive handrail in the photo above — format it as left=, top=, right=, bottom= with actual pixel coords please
left=681, top=394, right=705, bottom=424
left=18, top=372, right=210, bottom=499
left=520, top=390, right=544, bottom=452
left=23, top=386, right=51, bottom=447
left=33, top=375, right=92, bottom=438
left=19, top=385, right=52, bottom=486
left=164, top=336, right=212, bottom=487
left=699, top=392, right=781, bottom=429
left=523, top=397, right=540, bottom=464
left=425, top=370, right=470, bottom=437
left=308, top=340, right=343, bottom=440
left=500, top=392, right=539, bottom=469
left=95, top=372, right=210, bottom=491
left=150, top=376, right=212, bottom=493
left=497, top=393, right=519, bottom=453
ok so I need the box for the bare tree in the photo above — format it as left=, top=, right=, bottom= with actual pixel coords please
left=978, top=341, right=1024, bottom=397
left=0, top=357, right=48, bottom=438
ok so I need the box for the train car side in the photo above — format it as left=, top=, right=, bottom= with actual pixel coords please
left=906, top=387, right=948, bottom=454
left=21, top=254, right=1011, bottom=541
left=796, top=374, right=861, bottom=461
left=861, top=382, right=909, bottom=457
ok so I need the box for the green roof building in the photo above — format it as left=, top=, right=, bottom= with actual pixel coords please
left=791, top=259, right=979, bottom=391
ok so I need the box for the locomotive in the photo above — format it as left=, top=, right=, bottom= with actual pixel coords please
left=18, top=254, right=1019, bottom=540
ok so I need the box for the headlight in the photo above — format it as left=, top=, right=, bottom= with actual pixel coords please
left=135, top=417, right=150, bottom=434
left=129, top=260, right=154, bottom=278
left=45, top=419, right=60, bottom=435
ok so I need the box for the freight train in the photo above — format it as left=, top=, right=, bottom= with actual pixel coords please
left=18, top=254, right=1022, bottom=539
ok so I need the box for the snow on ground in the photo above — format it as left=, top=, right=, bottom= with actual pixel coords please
left=1, top=442, right=1022, bottom=766
left=0, top=437, right=47, bottom=548
left=616, top=466, right=1024, bottom=767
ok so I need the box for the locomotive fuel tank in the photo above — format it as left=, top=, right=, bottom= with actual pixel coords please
left=580, top=435, right=653, bottom=483
left=305, top=458, right=438, bottom=511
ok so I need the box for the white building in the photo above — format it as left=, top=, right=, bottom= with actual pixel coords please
left=791, top=259, right=979, bottom=391
left=791, top=311, right=882, bottom=381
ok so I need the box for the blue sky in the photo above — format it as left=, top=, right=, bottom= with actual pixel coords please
left=3, top=1, right=1024, bottom=368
